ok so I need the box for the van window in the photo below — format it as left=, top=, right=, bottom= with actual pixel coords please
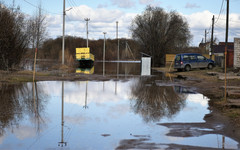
left=197, top=55, right=205, bottom=60
left=189, top=55, right=196, bottom=60
left=183, top=55, right=189, bottom=61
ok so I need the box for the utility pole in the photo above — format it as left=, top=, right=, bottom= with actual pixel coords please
left=85, top=18, right=90, bottom=47
left=116, top=21, right=119, bottom=61
left=62, top=0, right=66, bottom=65
left=116, top=21, right=119, bottom=77
left=205, top=29, right=207, bottom=44
left=103, top=32, right=107, bottom=76
left=210, top=15, right=214, bottom=59
left=205, top=29, right=208, bottom=53
left=224, top=0, right=229, bottom=102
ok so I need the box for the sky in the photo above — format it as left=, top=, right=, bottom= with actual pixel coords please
left=4, top=0, right=240, bottom=46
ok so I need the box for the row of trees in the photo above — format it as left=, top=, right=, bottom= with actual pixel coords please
left=39, top=6, right=192, bottom=67
left=39, top=36, right=141, bottom=62
left=1, top=3, right=192, bottom=70
left=0, top=2, right=47, bottom=70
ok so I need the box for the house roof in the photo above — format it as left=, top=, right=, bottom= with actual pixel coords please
left=212, top=42, right=234, bottom=53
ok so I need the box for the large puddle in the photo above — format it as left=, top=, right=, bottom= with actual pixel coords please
left=1, top=62, right=240, bottom=149
left=0, top=76, right=239, bottom=149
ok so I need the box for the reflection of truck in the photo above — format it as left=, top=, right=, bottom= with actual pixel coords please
left=76, top=47, right=94, bottom=67
left=76, top=67, right=94, bottom=74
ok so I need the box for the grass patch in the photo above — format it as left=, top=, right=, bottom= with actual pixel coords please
left=17, top=70, right=50, bottom=76
left=9, top=76, right=33, bottom=82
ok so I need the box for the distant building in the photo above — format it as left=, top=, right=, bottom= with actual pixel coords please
left=212, top=42, right=234, bottom=67
left=234, top=38, right=240, bottom=68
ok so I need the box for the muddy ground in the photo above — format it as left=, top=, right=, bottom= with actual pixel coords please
left=1, top=62, right=240, bottom=147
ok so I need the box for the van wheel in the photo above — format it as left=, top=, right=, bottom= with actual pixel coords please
left=208, top=64, right=213, bottom=69
left=185, top=65, right=191, bottom=72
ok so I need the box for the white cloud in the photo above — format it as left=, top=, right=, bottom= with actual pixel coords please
left=45, top=4, right=240, bottom=46
left=46, top=5, right=136, bottom=39
left=184, top=10, right=213, bottom=29
left=97, top=4, right=108, bottom=8
left=42, top=80, right=133, bottom=107
left=187, top=94, right=209, bottom=106
left=110, top=0, right=135, bottom=8
left=184, top=11, right=240, bottom=45
left=14, top=125, right=36, bottom=140
left=185, top=3, right=200, bottom=9
left=139, top=0, right=154, bottom=5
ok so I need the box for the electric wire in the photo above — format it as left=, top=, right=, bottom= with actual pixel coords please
left=22, top=0, right=61, bottom=15
left=215, top=0, right=225, bottom=24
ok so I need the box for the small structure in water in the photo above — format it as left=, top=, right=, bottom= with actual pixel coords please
left=76, top=47, right=94, bottom=67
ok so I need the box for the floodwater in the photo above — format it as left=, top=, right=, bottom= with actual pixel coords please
left=0, top=62, right=240, bottom=149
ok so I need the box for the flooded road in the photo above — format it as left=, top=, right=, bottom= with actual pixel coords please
left=1, top=62, right=240, bottom=149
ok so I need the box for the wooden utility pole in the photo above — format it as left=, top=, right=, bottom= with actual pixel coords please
left=210, top=15, right=214, bottom=59
left=205, top=29, right=207, bottom=44
left=224, top=0, right=229, bottom=102
left=205, top=29, right=208, bottom=53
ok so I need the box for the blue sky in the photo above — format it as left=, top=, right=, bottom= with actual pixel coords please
left=4, top=0, right=240, bottom=46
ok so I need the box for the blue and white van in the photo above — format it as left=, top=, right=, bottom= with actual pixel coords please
left=174, top=53, right=215, bottom=71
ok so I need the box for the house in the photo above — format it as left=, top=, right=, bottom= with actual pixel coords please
left=212, top=42, right=234, bottom=67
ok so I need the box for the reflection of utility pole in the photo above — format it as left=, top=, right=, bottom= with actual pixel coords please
left=103, top=81, right=105, bottom=92
left=103, top=32, right=106, bottom=76
left=58, top=81, right=67, bottom=147
left=222, top=135, right=225, bottom=149
left=115, top=81, right=117, bottom=95
left=85, top=18, right=90, bottom=48
left=83, top=82, right=88, bottom=109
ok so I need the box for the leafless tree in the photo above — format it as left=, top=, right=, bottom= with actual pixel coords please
left=27, top=3, right=47, bottom=58
left=0, top=2, right=29, bottom=70
left=130, top=6, right=192, bottom=67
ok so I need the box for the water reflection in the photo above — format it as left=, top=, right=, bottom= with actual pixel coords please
left=58, top=81, right=67, bottom=147
left=94, top=61, right=141, bottom=76
left=76, top=66, right=94, bottom=74
left=0, top=82, right=48, bottom=137
left=130, top=77, right=187, bottom=122
left=0, top=79, right=239, bottom=149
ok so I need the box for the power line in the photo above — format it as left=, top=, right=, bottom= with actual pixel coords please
left=215, top=0, right=225, bottom=24
left=215, top=24, right=240, bottom=36
left=66, top=0, right=79, bottom=17
left=22, top=0, right=61, bottom=15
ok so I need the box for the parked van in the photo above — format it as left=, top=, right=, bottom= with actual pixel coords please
left=174, top=53, right=215, bottom=71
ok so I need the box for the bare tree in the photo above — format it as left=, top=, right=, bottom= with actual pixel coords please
left=130, top=6, right=192, bottom=67
left=27, top=3, right=47, bottom=58
left=0, top=2, right=29, bottom=70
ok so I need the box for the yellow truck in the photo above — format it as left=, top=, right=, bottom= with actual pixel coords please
left=76, top=47, right=94, bottom=67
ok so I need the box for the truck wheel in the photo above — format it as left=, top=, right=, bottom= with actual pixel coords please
left=185, top=65, right=191, bottom=72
